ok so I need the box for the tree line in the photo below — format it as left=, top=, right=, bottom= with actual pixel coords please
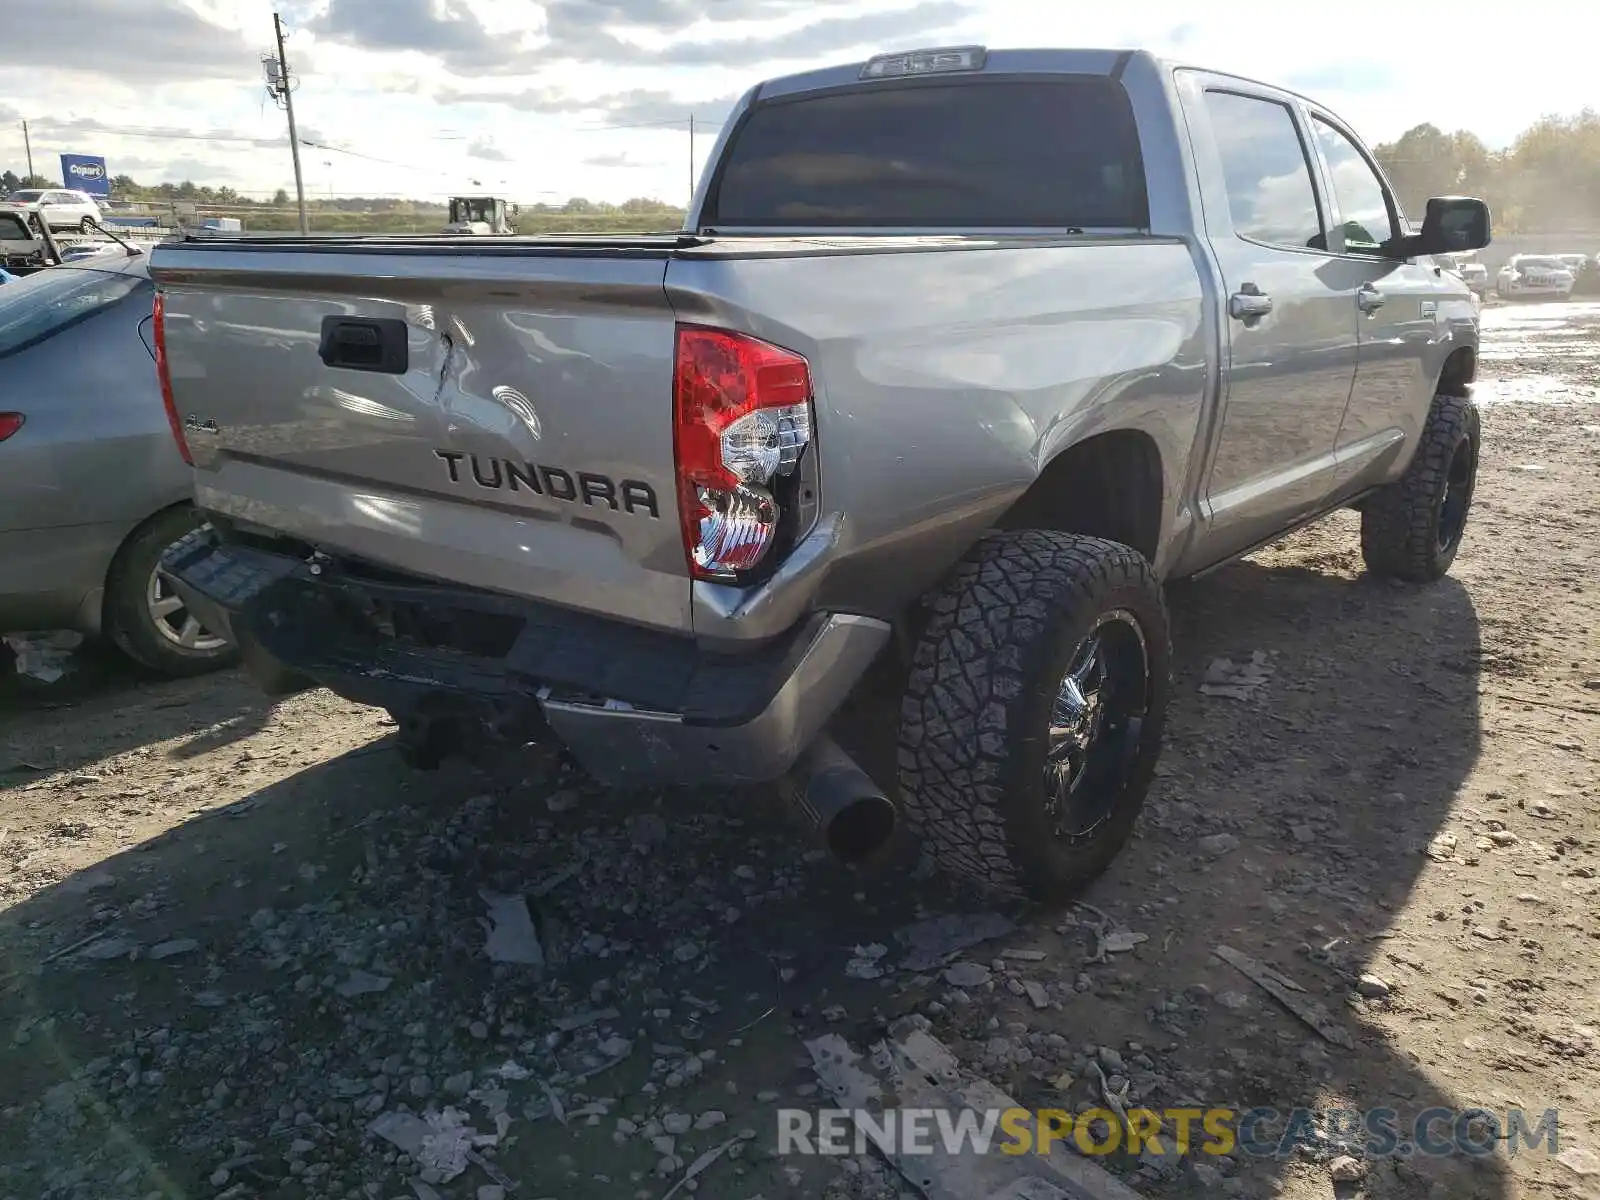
left=1373, top=110, right=1600, bottom=232
left=9, top=106, right=1599, bottom=234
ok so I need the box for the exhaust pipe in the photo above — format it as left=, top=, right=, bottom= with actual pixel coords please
left=777, top=735, right=898, bottom=864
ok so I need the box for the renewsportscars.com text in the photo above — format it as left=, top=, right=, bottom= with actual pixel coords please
left=777, top=1106, right=1560, bottom=1160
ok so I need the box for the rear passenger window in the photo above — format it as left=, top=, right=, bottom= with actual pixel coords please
left=1203, top=91, right=1324, bottom=251
left=1310, top=117, right=1396, bottom=254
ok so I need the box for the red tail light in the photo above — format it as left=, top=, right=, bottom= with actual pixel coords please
left=151, top=292, right=191, bottom=465
left=0, top=413, right=23, bottom=442
left=672, top=325, right=814, bottom=581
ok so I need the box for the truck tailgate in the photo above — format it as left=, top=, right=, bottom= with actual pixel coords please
left=150, top=242, right=690, bottom=633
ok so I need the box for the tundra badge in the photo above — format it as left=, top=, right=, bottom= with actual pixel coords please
left=434, top=450, right=659, bottom=518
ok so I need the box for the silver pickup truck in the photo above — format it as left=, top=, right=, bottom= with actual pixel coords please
left=150, top=46, right=1490, bottom=901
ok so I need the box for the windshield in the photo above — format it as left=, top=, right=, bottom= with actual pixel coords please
left=5, top=190, right=44, bottom=203
left=706, top=76, right=1149, bottom=229
left=0, top=266, right=148, bottom=358
left=1517, top=257, right=1561, bottom=271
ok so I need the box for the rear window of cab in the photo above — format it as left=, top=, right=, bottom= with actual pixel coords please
left=705, top=75, right=1149, bottom=230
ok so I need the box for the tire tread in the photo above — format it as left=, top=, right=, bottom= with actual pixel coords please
left=1361, top=393, right=1479, bottom=582
left=896, top=529, right=1169, bottom=900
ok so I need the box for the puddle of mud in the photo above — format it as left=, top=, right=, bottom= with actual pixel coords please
left=1472, top=376, right=1600, bottom=405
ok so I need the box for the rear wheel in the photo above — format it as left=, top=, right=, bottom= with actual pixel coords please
left=1360, top=393, right=1480, bottom=583
left=897, top=530, right=1171, bottom=902
left=104, top=507, right=238, bottom=678
left=78, top=216, right=95, bottom=234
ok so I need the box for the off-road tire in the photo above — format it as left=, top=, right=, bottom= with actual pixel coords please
left=896, top=530, right=1171, bottom=902
left=1360, top=393, right=1480, bottom=583
left=104, top=507, right=240, bottom=678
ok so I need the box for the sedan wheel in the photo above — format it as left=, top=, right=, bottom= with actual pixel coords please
left=105, top=507, right=239, bottom=678
left=145, top=565, right=228, bottom=654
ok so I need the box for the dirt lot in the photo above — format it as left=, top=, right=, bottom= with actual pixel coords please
left=2, top=301, right=1598, bottom=1200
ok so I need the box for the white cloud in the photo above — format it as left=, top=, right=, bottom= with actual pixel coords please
left=1, top=0, right=1595, bottom=207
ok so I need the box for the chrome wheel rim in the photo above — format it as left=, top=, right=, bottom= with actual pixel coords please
left=146, top=564, right=227, bottom=653
left=1042, top=609, right=1150, bottom=844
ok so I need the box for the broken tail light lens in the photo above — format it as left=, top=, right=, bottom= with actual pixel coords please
left=0, top=413, right=23, bottom=442
left=151, top=292, right=191, bottom=465
left=673, top=324, right=814, bottom=581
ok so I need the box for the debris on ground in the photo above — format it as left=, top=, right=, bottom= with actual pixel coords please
left=1071, top=903, right=1149, bottom=964
left=3, top=632, right=82, bottom=684
left=844, top=941, right=889, bottom=979
left=479, top=889, right=545, bottom=968
left=1557, top=1147, right=1600, bottom=1178
left=658, top=1133, right=742, bottom=1200
left=1199, top=650, right=1272, bottom=700
left=1328, top=1154, right=1367, bottom=1183
left=894, top=911, right=1017, bottom=971
left=369, top=1107, right=500, bottom=1187
left=1425, top=832, right=1460, bottom=862
left=77, top=936, right=137, bottom=961
left=552, top=1006, right=618, bottom=1032
left=335, top=969, right=392, bottom=997
left=1214, top=944, right=1354, bottom=1049
left=808, top=1018, right=1144, bottom=1200
left=148, top=938, right=199, bottom=960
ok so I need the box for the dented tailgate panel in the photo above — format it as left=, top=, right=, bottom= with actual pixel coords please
left=152, top=248, right=692, bottom=633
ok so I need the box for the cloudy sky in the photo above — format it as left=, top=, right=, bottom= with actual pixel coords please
left=1, top=0, right=1591, bottom=207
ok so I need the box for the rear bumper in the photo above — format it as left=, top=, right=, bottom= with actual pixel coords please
left=161, top=530, right=890, bottom=787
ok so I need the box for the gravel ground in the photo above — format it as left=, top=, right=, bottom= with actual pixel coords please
left=2, top=301, right=1598, bottom=1200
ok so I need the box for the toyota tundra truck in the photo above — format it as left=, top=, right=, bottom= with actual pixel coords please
left=149, top=47, right=1490, bottom=901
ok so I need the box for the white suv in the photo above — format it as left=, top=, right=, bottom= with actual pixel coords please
left=1496, top=254, right=1576, bottom=301
left=1, top=188, right=103, bottom=234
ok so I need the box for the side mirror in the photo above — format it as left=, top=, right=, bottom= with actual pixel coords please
left=1414, top=196, right=1491, bottom=256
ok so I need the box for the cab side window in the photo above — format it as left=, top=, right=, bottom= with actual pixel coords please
left=1202, top=90, right=1325, bottom=251
left=1311, top=117, right=1397, bottom=254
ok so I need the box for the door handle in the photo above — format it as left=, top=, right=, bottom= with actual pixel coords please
left=318, top=316, right=409, bottom=374
left=1357, top=284, right=1386, bottom=314
left=1228, top=286, right=1273, bottom=322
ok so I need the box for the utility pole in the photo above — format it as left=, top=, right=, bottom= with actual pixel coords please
left=21, top=120, right=34, bottom=180
left=687, top=114, right=696, bottom=208
left=267, top=12, right=309, bottom=234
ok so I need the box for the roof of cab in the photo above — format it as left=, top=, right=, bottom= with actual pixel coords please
left=750, top=46, right=1329, bottom=111
left=752, top=47, right=1150, bottom=102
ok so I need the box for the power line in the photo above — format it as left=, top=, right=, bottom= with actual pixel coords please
left=300, top=139, right=423, bottom=171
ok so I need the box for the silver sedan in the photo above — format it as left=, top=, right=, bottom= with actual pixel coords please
left=0, top=254, right=236, bottom=677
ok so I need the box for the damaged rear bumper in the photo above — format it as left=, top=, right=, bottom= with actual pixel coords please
left=161, top=529, right=889, bottom=787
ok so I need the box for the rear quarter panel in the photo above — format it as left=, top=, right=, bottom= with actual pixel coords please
left=0, top=279, right=187, bottom=629
left=0, top=282, right=188, bottom=535
left=667, top=238, right=1208, bottom=621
